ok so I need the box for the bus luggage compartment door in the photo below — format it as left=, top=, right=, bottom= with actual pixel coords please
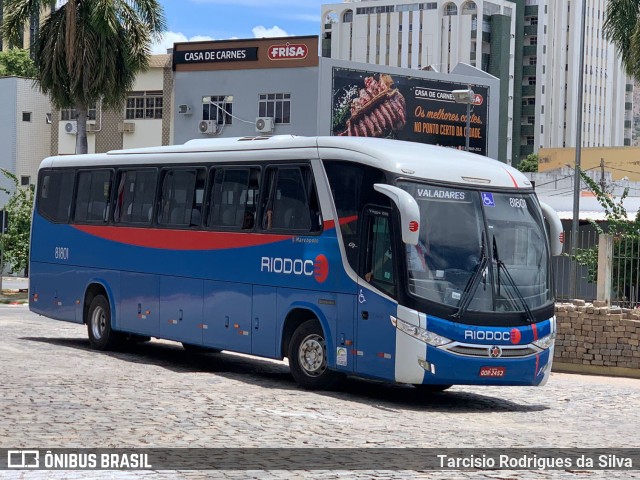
left=119, top=272, right=160, bottom=336
left=159, top=276, right=204, bottom=345
left=203, top=280, right=252, bottom=353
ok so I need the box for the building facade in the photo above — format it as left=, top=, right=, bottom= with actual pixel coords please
left=321, top=0, right=633, bottom=167
left=0, top=77, right=51, bottom=205
left=0, top=1, right=54, bottom=55
left=53, top=54, right=173, bottom=155
left=172, top=36, right=501, bottom=159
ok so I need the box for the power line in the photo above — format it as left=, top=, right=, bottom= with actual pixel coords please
left=533, top=165, right=599, bottom=188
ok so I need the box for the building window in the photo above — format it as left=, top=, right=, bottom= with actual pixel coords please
left=526, top=136, right=534, bottom=145
left=528, top=77, right=536, bottom=85
left=342, top=9, right=353, bottom=22
left=125, top=91, right=163, bottom=120
left=461, top=1, right=477, bottom=14
left=529, top=36, right=537, bottom=45
left=527, top=116, right=535, bottom=124
left=22, top=112, right=31, bottom=122
left=258, top=93, right=291, bottom=124
left=20, top=175, right=30, bottom=186
left=203, top=95, right=233, bottom=125
left=444, top=3, right=458, bottom=15
left=60, top=106, right=97, bottom=121
left=529, top=56, right=537, bottom=65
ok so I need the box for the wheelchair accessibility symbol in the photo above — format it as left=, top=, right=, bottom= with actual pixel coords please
left=481, top=192, right=495, bottom=207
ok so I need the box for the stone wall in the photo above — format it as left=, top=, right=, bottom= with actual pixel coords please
left=554, top=301, right=640, bottom=378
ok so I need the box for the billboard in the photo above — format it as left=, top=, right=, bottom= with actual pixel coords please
left=331, top=67, right=489, bottom=156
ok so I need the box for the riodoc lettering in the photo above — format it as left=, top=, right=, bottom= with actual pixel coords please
left=261, top=257, right=315, bottom=276
left=261, top=254, right=329, bottom=283
left=465, top=330, right=510, bottom=342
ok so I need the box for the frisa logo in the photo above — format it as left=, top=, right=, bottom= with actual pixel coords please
left=409, top=221, right=419, bottom=232
left=261, top=254, right=329, bottom=283
left=268, top=42, right=309, bottom=60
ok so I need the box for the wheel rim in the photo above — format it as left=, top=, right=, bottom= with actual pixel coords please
left=91, top=305, right=107, bottom=340
left=298, top=333, right=327, bottom=377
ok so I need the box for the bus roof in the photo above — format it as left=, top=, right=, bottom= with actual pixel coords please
left=39, top=136, right=531, bottom=189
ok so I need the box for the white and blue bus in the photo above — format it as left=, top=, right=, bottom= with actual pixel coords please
left=30, top=136, right=563, bottom=391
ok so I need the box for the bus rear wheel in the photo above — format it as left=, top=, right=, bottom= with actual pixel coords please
left=288, top=319, right=342, bottom=390
left=87, top=295, right=121, bottom=351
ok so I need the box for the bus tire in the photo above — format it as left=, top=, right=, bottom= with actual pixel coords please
left=182, top=343, right=221, bottom=354
left=87, top=295, right=121, bottom=351
left=288, top=319, right=342, bottom=390
left=414, top=384, right=452, bottom=393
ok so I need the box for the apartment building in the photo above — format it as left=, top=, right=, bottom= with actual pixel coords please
left=321, top=0, right=632, bottom=166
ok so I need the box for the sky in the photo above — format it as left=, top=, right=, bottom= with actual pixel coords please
left=152, top=0, right=331, bottom=54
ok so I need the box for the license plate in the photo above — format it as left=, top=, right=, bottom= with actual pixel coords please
left=479, top=366, right=506, bottom=377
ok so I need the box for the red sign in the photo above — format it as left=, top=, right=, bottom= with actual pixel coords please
left=479, top=366, right=506, bottom=378
left=268, top=43, right=309, bottom=61
left=409, top=221, right=419, bottom=232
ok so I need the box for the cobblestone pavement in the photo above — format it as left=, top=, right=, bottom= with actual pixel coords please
left=1, top=306, right=639, bottom=479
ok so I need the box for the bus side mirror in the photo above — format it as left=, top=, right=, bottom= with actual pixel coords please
left=539, top=201, right=564, bottom=256
left=374, top=184, right=420, bottom=245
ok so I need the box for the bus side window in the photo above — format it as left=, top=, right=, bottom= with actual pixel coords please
left=74, top=170, right=112, bottom=224
left=158, top=168, right=205, bottom=227
left=38, top=169, right=75, bottom=223
left=113, top=169, right=157, bottom=225
left=208, top=167, right=260, bottom=230
left=260, top=165, right=315, bottom=232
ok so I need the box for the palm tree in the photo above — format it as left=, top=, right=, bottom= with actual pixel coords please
left=1, top=0, right=166, bottom=154
left=603, top=0, right=640, bottom=80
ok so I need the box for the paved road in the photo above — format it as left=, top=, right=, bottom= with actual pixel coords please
left=1, top=305, right=639, bottom=479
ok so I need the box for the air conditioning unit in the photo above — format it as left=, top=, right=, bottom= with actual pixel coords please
left=178, top=104, right=192, bottom=115
left=118, top=122, right=135, bottom=133
left=255, top=117, right=274, bottom=133
left=199, top=120, right=217, bottom=135
left=86, top=123, right=99, bottom=133
left=64, top=122, right=77, bottom=134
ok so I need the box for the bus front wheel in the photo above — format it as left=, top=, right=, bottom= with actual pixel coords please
left=288, top=319, right=342, bottom=390
left=87, top=295, right=121, bottom=350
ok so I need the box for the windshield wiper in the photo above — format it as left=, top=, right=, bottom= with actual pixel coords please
left=492, top=237, right=536, bottom=324
left=452, top=235, right=488, bottom=319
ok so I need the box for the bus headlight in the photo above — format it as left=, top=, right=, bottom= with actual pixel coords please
left=532, top=332, right=556, bottom=350
left=390, top=316, right=452, bottom=346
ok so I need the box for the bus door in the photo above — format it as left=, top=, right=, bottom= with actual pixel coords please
left=355, top=208, right=398, bottom=380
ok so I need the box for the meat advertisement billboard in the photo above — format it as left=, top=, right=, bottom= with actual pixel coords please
left=331, top=67, right=489, bottom=156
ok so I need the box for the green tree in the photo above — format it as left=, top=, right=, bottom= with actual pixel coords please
left=604, top=1, right=640, bottom=80
left=0, top=48, right=37, bottom=77
left=1, top=0, right=166, bottom=154
left=517, top=153, right=538, bottom=173
left=0, top=170, right=34, bottom=276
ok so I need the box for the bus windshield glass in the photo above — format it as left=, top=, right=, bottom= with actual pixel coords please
left=398, top=181, right=552, bottom=315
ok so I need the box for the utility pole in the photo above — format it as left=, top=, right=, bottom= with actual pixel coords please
left=600, top=158, right=606, bottom=192
left=569, top=0, right=588, bottom=300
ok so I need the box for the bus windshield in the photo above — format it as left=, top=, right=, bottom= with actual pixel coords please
left=398, top=181, right=552, bottom=316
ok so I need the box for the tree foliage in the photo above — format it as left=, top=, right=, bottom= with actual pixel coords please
left=603, top=0, right=640, bottom=81
left=517, top=153, right=539, bottom=173
left=0, top=48, right=37, bottom=77
left=1, top=0, right=166, bottom=154
left=0, top=170, right=34, bottom=275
